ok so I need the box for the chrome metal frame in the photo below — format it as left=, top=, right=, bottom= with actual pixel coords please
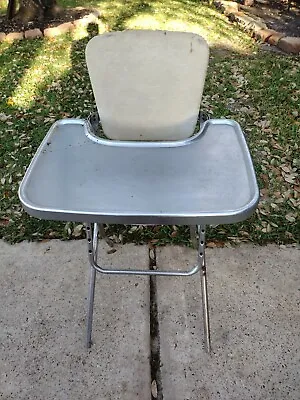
left=85, top=222, right=211, bottom=352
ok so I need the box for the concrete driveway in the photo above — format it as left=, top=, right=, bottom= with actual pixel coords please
left=0, top=239, right=299, bottom=399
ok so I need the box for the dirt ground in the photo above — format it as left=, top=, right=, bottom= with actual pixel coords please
left=0, top=7, right=91, bottom=34
left=241, top=0, right=300, bottom=37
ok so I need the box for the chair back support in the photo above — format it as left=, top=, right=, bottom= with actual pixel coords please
left=86, top=30, right=209, bottom=141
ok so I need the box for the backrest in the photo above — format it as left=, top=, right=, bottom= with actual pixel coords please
left=86, top=30, right=209, bottom=141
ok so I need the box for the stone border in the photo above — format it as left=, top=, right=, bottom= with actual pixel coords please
left=214, top=0, right=300, bottom=54
left=0, top=10, right=101, bottom=42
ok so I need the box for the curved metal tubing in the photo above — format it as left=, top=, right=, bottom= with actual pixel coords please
left=85, top=223, right=200, bottom=276
left=90, top=259, right=200, bottom=276
left=85, top=223, right=211, bottom=353
left=85, top=118, right=208, bottom=148
left=86, top=223, right=99, bottom=348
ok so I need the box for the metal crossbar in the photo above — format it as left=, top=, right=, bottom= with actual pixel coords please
left=85, top=223, right=211, bottom=352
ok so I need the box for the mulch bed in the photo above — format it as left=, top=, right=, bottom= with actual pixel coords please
left=0, top=7, right=92, bottom=34
left=240, top=0, right=300, bottom=37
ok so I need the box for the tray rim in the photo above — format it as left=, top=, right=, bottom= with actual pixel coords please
left=18, top=118, right=260, bottom=225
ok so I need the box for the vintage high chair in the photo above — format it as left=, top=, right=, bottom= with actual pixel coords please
left=19, top=30, right=259, bottom=352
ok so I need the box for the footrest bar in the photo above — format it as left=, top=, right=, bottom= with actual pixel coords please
left=86, top=223, right=201, bottom=276
left=90, top=260, right=200, bottom=276
left=85, top=222, right=211, bottom=353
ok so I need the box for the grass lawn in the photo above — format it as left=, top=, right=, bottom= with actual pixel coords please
left=0, top=0, right=299, bottom=244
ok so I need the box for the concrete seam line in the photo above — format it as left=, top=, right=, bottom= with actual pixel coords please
left=149, top=245, right=163, bottom=400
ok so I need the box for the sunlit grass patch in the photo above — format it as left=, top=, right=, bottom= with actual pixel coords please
left=10, top=38, right=73, bottom=109
left=98, top=0, right=254, bottom=52
left=0, top=0, right=6, bottom=15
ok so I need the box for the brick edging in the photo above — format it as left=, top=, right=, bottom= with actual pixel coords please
left=0, top=10, right=101, bottom=42
left=214, top=0, right=300, bottom=54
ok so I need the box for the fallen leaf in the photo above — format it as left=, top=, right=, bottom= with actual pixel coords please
left=281, top=166, right=291, bottom=174
left=206, top=242, right=217, bottom=248
left=285, top=214, right=295, bottom=223
left=107, top=248, right=117, bottom=254
left=151, top=380, right=158, bottom=399
left=48, top=232, right=57, bottom=238
left=0, top=113, right=10, bottom=122
left=289, top=198, right=298, bottom=208
left=274, top=191, right=282, bottom=198
left=284, top=175, right=296, bottom=184
left=239, top=231, right=250, bottom=237
left=73, top=224, right=83, bottom=237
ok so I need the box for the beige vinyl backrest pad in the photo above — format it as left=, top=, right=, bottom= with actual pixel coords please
left=86, top=30, right=209, bottom=141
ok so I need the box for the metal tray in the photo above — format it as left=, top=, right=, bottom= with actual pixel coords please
left=19, top=119, right=259, bottom=225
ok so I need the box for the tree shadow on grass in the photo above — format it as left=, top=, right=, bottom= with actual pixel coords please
left=97, top=0, right=247, bottom=44
left=0, top=27, right=98, bottom=242
left=0, top=39, right=44, bottom=98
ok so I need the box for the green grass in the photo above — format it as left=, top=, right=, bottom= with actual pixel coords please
left=0, top=0, right=299, bottom=244
left=0, top=0, right=6, bottom=14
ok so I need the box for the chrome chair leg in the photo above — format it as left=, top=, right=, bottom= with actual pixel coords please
left=86, top=265, right=96, bottom=348
left=85, top=222, right=211, bottom=352
left=198, top=225, right=211, bottom=353
left=86, top=223, right=99, bottom=348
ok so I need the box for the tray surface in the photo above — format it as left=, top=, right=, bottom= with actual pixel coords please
left=19, top=119, right=259, bottom=224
